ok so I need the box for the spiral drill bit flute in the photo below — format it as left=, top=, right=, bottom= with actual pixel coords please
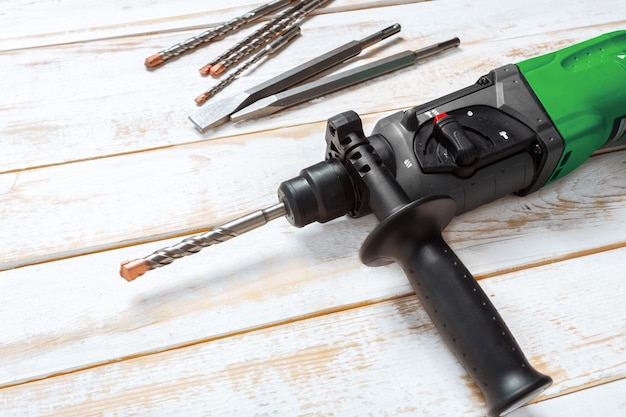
left=200, top=0, right=329, bottom=76
left=195, top=26, right=301, bottom=105
left=121, top=203, right=287, bottom=279
left=122, top=32, right=626, bottom=416
left=144, top=0, right=295, bottom=68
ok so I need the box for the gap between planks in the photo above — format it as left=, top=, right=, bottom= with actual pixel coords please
left=0, top=287, right=622, bottom=406
left=3, top=31, right=625, bottom=176
left=2, top=144, right=624, bottom=273
left=0, top=293, right=405, bottom=390
left=517, top=375, right=626, bottom=409
left=0, top=120, right=311, bottom=177
left=0, top=283, right=622, bottom=409
left=550, top=374, right=626, bottom=401
left=0, top=0, right=426, bottom=53
left=0, top=236, right=623, bottom=409
left=4, top=10, right=624, bottom=172
left=1, top=241, right=624, bottom=390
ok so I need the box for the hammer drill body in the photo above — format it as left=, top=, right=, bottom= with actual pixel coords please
left=277, top=31, right=626, bottom=416
left=122, top=31, right=626, bottom=416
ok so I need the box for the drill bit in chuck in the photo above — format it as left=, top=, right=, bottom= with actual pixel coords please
left=120, top=202, right=287, bottom=281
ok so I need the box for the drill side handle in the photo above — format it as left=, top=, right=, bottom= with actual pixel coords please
left=360, top=198, right=552, bottom=417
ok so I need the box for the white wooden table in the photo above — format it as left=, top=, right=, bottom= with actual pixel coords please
left=1, top=1, right=624, bottom=415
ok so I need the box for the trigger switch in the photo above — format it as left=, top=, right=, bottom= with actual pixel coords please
left=433, top=113, right=476, bottom=166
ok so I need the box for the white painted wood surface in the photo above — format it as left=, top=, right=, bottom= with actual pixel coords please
left=1, top=0, right=624, bottom=416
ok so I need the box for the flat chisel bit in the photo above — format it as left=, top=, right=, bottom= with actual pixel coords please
left=230, top=38, right=461, bottom=122
left=188, top=23, right=401, bottom=132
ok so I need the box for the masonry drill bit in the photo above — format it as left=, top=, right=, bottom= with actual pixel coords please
left=144, top=0, right=295, bottom=68
left=120, top=203, right=287, bottom=281
left=195, top=26, right=301, bottom=105
left=208, top=0, right=328, bottom=76
left=200, top=0, right=326, bottom=76
left=231, top=37, right=461, bottom=121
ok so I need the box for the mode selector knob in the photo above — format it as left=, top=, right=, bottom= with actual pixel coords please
left=433, top=113, right=476, bottom=166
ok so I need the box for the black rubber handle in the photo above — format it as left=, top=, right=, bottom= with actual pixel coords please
left=361, top=198, right=552, bottom=416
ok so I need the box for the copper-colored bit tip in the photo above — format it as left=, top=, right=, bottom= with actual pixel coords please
left=209, top=63, right=225, bottom=76
left=199, top=63, right=213, bottom=76
left=144, top=53, right=164, bottom=68
left=195, top=93, right=209, bottom=105
left=120, top=259, right=152, bottom=282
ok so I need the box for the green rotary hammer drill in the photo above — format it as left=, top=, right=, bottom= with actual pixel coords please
left=122, top=31, right=626, bottom=416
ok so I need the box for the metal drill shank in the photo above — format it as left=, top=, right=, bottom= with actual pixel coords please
left=145, top=203, right=287, bottom=269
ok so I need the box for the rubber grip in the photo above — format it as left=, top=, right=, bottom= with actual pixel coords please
left=361, top=199, right=552, bottom=416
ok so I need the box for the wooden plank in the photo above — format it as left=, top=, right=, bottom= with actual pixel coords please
left=1, top=121, right=625, bottom=271
left=2, top=0, right=625, bottom=172
left=510, top=379, right=626, bottom=417
left=0, top=248, right=623, bottom=414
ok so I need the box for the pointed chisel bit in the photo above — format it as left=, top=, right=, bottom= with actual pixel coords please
left=230, top=38, right=461, bottom=122
left=188, top=24, right=402, bottom=132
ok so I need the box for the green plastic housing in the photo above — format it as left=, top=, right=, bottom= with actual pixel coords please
left=517, top=31, right=626, bottom=183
